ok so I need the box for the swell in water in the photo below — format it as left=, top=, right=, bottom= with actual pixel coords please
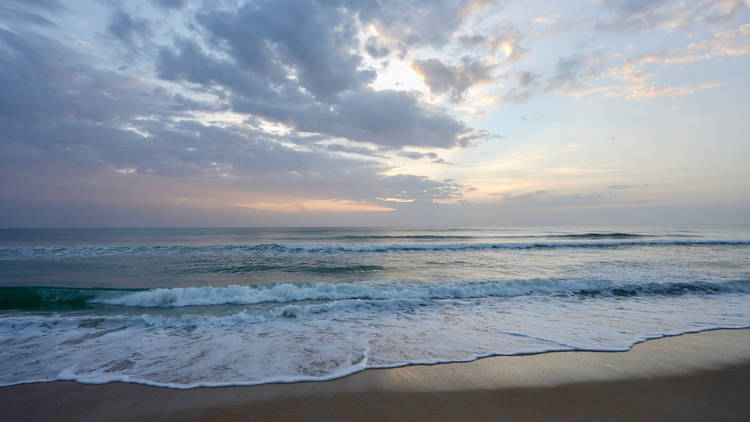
left=1, top=239, right=747, bottom=260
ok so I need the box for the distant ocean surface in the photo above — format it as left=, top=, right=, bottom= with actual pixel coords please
left=1, top=226, right=750, bottom=388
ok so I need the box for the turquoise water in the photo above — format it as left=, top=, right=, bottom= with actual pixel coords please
left=1, top=226, right=749, bottom=387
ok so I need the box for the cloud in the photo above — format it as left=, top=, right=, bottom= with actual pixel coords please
left=148, top=1, right=478, bottom=150
left=236, top=199, right=396, bottom=213
left=517, top=70, right=540, bottom=87
left=197, top=1, right=375, bottom=99
left=0, top=23, right=471, bottom=224
left=627, top=23, right=750, bottom=65
left=367, top=0, right=497, bottom=55
left=557, top=23, right=750, bottom=100
left=497, top=70, right=540, bottom=104
left=594, top=0, right=748, bottom=33
left=0, top=0, right=63, bottom=27
left=151, top=0, right=187, bottom=10
left=533, top=14, right=561, bottom=24
left=322, top=143, right=384, bottom=158
left=545, top=50, right=611, bottom=95
left=458, top=22, right=528, bottom=61
left=107, top=9, right=153, bottom=50
left=365, top=36, right=390, bottom=58
left=284, top=89, right=473, bottom=149
left=699, top=80, right=726, bottom=90
left=411, top=57, right=496, bottom=102
left=543, top=45, right=719, bottom=100
left=398, top=151, right=439, bottom=160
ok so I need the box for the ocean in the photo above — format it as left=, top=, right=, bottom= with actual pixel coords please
left=1, top=226, right=749, bottom=388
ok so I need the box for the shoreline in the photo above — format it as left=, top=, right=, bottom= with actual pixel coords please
left=2, top=328, right=750, bottom=421
left=2, top=325, right=749, bottom=390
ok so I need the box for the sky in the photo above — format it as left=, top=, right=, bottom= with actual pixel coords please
left=1, top=0, right=749, bottom=227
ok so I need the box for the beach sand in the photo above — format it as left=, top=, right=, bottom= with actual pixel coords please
left=2, top=328, right=750, bottom=421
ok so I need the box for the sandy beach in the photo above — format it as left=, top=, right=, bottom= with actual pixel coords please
left=1, top=328, right=749, bottom=421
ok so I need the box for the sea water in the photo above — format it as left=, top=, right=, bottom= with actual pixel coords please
left=1, top=226, right=749, bottom=388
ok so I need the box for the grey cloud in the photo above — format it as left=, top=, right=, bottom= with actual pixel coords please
left=517, top=70, right=540, bottom=87
left=412, top=57, right=496, bottom=102
left=365, top=36, right=390, bottom=58
left=27, top=0, right=66, bottom=10
left=0, top=0, right=67, bottom=28
left=197, top=0, right=375, bottom=99
left=597, top=0, right=667, bottom=14
left=156, top=38, right=277, bottom=100
left=501, top=88, right=533, bottom=104
left=496, top=70, right=540, bottom=104
left=594, top=0, right=747, bottom=32
left=608, top=184, right=650, bottom=191
left=287, top=89, right=472, bottom=149
left=594, top=0, right=675, bottom=31
left=547, top=55, right=585, bottom=91
left=152, top=0, right=473, bottom=149
left=158, top=37, right=472, bottom=149
left=458, top=129, right=505, bottom=144
left=0, top=28, right=186, bottom=125
left=398, top=151, right=439, bottom=160
left=323, top=144, right=386, bottom=158
left=0, top=23, right=469, bottom=224
left=151, top=0, right=188, bottom=10
left=703, top=1, right=747, bottom=23
left=0, top=7, right=55, bottom=27
left=107, top=10, right=153, bottom=50
left=545, top=51, right=609, bottom=94
left=458, top=23, right=528, bottom=61
left=367, top=0, right=498, bottom=54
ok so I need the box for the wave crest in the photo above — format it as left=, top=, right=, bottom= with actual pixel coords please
left=3, top=278, right=749, bottom=310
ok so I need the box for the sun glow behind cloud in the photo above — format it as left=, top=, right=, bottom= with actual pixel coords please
left=236, top=200, right=396, bottom=213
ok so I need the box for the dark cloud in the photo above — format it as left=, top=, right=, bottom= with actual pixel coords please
left=197, top=0, right=375, bottom=99
left=412, top=57, right=496, bottom=102
left=282, top=89, right=472, bottom=149
left=0, top=29, right=180, bottom=124
left=398, top=151, right=439, bottom=160
left=151, top=0, right=188, bottom=10
left=365, top=36, right=390, bottom=58
left=107, top=10, right=153, bottom=50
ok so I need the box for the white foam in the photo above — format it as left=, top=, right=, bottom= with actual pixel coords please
left=2, top=292, right=750, bottom=388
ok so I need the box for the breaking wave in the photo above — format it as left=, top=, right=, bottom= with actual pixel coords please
left=3, top=278, right=750, bottom=310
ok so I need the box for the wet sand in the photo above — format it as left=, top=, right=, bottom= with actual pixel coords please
left=2, top=329, right=750, bottom=421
